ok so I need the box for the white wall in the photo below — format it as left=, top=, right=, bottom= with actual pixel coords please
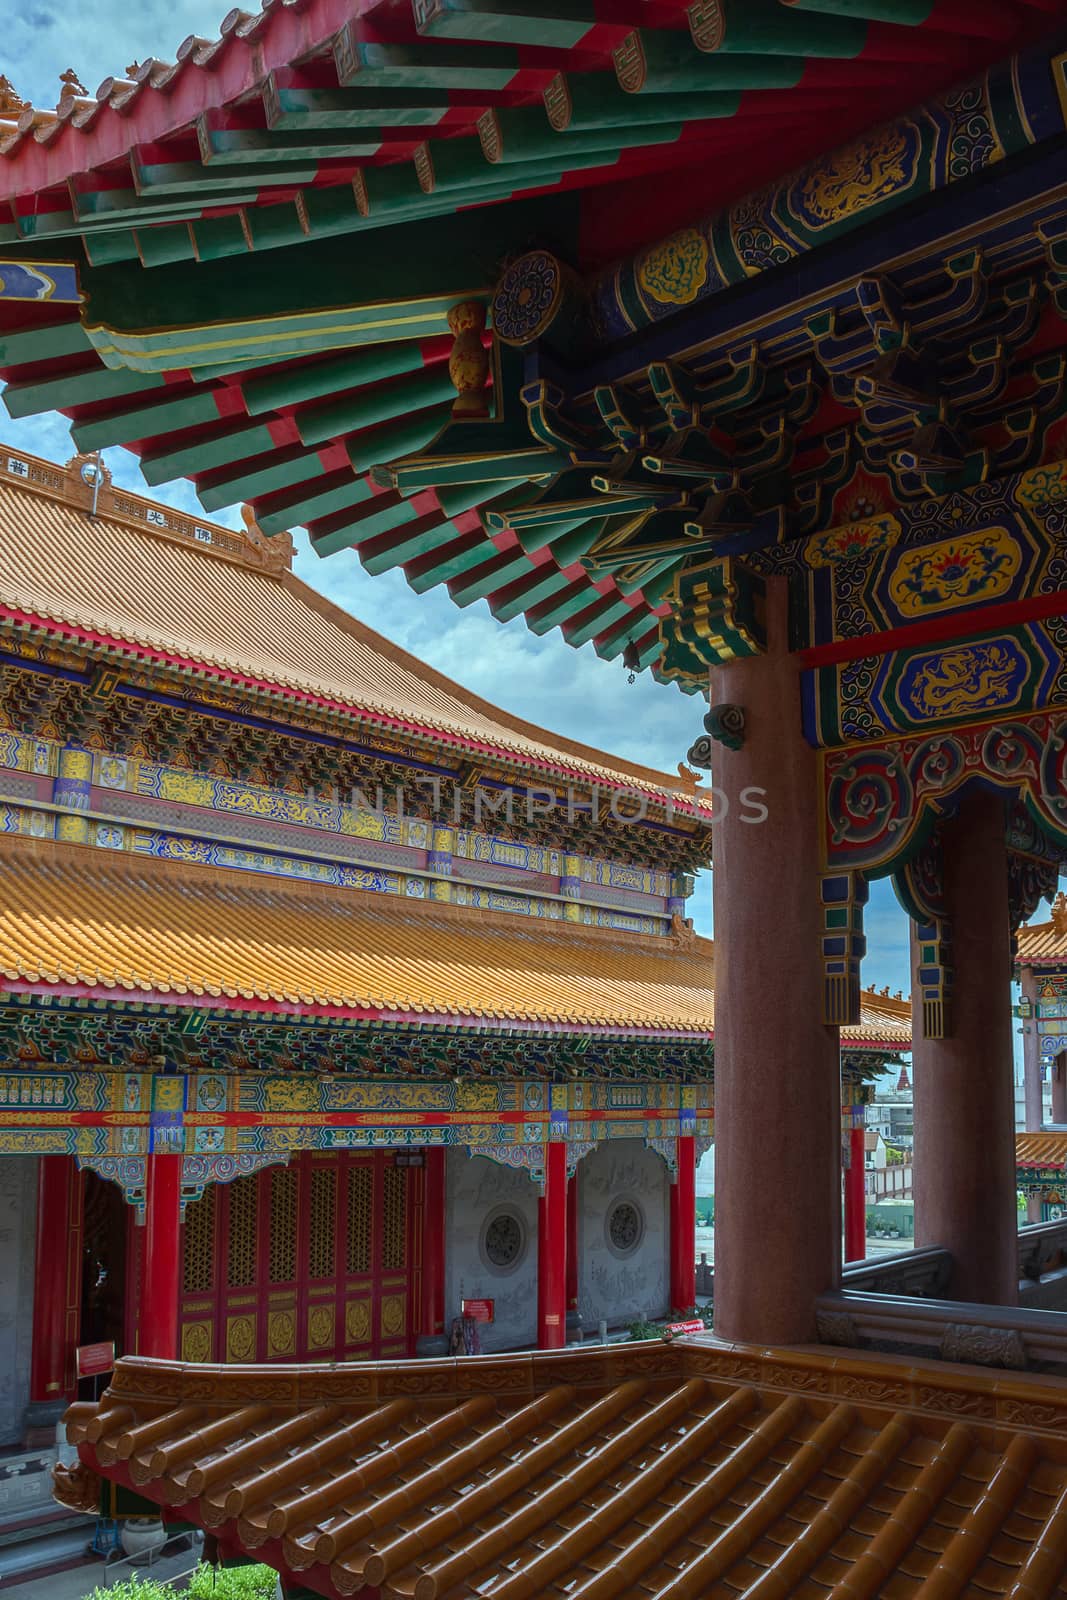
left=577, top=1140, right=669, bottom=1328
left=0, top=1158, right=38, bottom=1445
left=444, top=1149, right=538, bottom=1352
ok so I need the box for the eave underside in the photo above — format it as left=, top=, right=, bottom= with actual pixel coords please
left=2, top=3, right=1066, bottom=689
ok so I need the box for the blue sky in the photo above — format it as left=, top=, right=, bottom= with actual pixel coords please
left=5, top=0, right=916, bottom=994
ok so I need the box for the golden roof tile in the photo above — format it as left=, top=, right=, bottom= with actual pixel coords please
left=60, top=1341, right=1067, bottom=1600
left=1018, top=894, right=1067, bottom=967
left=0, top=446, right=709, bottom=805
left=1016, top=1132, right=1067, bottom=1171
left=0, top=835, right=908, bottom=1043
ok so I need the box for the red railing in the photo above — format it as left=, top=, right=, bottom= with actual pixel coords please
left=865, top=1165, right=913, bottom=1200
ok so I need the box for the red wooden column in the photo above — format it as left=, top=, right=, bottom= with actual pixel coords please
left=711, top=576, right=842, bottom=1344
left=912, top=789, right=1017, bottom=1305
left=844, top=1127, right=867, bottom=1263
left=669, top=1136, right=697, bottom=1312
left=141, top=1153, right=182, bottom=1360
left=29, top=1156, right=81, bottom=1412
left=1019, top=964, right=1044, bottom=1131
left=1053, top=1051, right=1067, bottom=1125
left=565, top=1171, right=579, bottom=1332
left=417, top=1148, right=447, bottom=1355
left=537, top=1142, right=567, bottom=1350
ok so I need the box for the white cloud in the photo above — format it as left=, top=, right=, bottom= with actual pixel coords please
left=9, top=1, right=235, bottom=106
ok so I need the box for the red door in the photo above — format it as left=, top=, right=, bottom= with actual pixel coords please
left=177, top=1151, right=415, bottom=1363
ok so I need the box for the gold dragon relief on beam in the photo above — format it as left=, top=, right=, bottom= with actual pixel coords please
left=791, top=123, right=920, bottom=232
left=903, top=641, right=1024, bottom=719
left=728, top=114, right=935, bottom=279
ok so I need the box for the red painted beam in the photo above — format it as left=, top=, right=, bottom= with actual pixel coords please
left=800, top=585, right=1067, bottom=669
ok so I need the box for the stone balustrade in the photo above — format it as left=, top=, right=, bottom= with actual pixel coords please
left=815, top=1288, right=1067, bottom=1373
left=1018, top=1215, right=1067, bottom=1285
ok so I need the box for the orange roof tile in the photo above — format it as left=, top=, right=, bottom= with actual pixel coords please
left=1018, top=895, right=1067, bottom=967
left=0, top=446, right=709, bottom=805
left=0, top=836, right=908, bottom=1044
left=60, top=1341, right=1067, bottom=1600
left=1017, top=1133, right=1067, bottom=1171
left=844, top=988, right=912, bottom=1046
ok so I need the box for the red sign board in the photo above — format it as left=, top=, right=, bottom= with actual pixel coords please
left=665, top=1319, right=704, bottom=1336
left=460, top=1298, right=495, bottom=1324
left=76, top=1340, right=115, bottom=1379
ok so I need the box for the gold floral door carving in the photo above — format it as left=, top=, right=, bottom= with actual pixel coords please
left=178, top=1152, right=414, bottom=1363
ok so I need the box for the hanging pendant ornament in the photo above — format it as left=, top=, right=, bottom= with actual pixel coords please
left=623, top=641, right=640, bottom=685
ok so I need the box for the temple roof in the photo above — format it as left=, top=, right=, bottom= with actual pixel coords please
left=1017, top=895, right=1067, bottom=969
left=59, top=1340, right=1067, bottom=1600
left=1017, top=1133, right=1067, bottom=1172
left=0, top=444, right=708, bottom=804
left=0, top=834, right=910, bottom=1046
left=0, top=2, right=1034, bottom=257
left=1, top=8, right=1062, bottom=692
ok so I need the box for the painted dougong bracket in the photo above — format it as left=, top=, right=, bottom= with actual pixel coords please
left=659, top=557, right=766, bottom=689
left=893, top=833, right=953, bottom=1039
left=821, top=873, right=868, bottom=1028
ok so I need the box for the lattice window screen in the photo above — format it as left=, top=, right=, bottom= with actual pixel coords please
left=182, top=1189, right=216, bottom=1293
left=308, top=1166, right=337, bottom=1280
left=269, top=1167, right=297, bottom=1285
left=226, top=1175, right=259, bottom=1287
left=382, top=1168, right=407, bottom=1271
left=346, top=1167, right=371, bottom=1274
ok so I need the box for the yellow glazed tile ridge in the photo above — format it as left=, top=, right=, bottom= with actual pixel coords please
left=0, top=834, right=908, bottom=1041
left=0, top=458, right=711, bottom=806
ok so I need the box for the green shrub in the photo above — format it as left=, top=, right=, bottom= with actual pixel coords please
left=626, top=1318, right=662, bottom=1342
left=188, top=1563, right=278, bottom=1600
left=86, top=1580, right=174, bottom=1600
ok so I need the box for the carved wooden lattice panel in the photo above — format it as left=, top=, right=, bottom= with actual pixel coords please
left=347, top=1166, right=372, bottom=1274
left=182, top=1190, right=215, bottom=1293
left=226, top=1176, right=259, bottom=1287
left=308, top=1166, right=337, bottom=1280
left=382, top=1168, right=407, bottom=1271
left=177, top=1153, right=415, bottom=1364
left=269, top=1168, right=297, bottom=1284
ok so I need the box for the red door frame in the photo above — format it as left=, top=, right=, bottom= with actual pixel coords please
left=177, top=1151, right=417, bottom=1364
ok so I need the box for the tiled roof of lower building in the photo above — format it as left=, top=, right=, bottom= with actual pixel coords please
left=0, top=447, right=709, bottom=806
left=1016, top=898, right=1067, bottom=967
left=0, top=836, right=910, bottom=1045
left=60, top=1341, right=1067, bottom=1600
left=1017, top=1133, right=1067, bottom=1171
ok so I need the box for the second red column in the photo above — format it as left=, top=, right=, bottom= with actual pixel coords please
left=537, top=1141, right=567, bottom=1350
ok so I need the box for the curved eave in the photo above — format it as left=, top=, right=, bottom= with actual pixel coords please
left=4, top=602, right=713, bottom=819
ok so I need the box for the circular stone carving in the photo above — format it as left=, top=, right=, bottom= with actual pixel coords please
left=481, top=1207, right=526, bottom=1272
left=606, top=1198, right=643, bottom=1257
left=492, top=251, right=564, bottom=347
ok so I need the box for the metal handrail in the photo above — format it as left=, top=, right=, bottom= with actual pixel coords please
left=692, top=1244, right=953, bottom=1305
left=104, top=1528, right=204, bottom=1586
